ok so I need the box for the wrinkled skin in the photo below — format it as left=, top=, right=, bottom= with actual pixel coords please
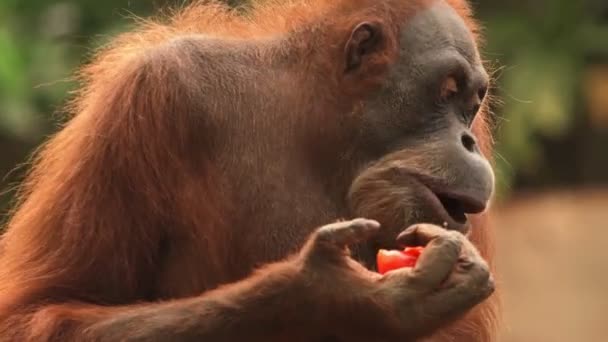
left=293, top=219, right=494, bottom=341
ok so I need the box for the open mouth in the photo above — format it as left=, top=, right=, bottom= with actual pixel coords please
left=414, top=176, right=488, bottom=231
left=434, top=192, right=485, bottom=226
left=437, top=194, right=468, bottom=224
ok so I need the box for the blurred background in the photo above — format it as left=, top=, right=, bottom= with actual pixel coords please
left=0, top=0, right=607, bottom=341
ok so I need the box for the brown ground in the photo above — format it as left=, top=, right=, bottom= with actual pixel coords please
left=493, top=188, right=608, bottom=342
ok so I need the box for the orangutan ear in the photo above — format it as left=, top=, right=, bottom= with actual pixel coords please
left=344, top=21, right=385, bottom=72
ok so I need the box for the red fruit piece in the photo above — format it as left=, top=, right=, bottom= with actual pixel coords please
left=403, top=246, right=424, bottom=258
left=376, top=246, right=424, bottom=275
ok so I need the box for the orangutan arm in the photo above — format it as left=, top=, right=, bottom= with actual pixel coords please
left=9, top=263, right=310, bottom=341
left=1, top=219, right=492, bottom=342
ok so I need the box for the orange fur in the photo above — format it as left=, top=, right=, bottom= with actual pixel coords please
left=0, top=1, right=499, bottom=341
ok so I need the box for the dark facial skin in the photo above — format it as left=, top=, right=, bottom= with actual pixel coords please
left=348, top=1, right=494, bottom=253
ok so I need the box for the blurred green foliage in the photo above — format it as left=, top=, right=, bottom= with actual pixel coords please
left=0, top=0, right=607, bottom=214
left=0, top=0, right=162, bottom=142
left=0, top=0, right=168, bottom=215
left=477, top=0, right=608, bottom=197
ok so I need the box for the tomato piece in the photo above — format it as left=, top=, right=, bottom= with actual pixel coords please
left=376, top=249, right=420, bottom=275
left=403, top=246, right=425, bottom=258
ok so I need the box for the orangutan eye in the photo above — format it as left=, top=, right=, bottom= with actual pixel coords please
left=440, top=76, right=459, bottom=101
